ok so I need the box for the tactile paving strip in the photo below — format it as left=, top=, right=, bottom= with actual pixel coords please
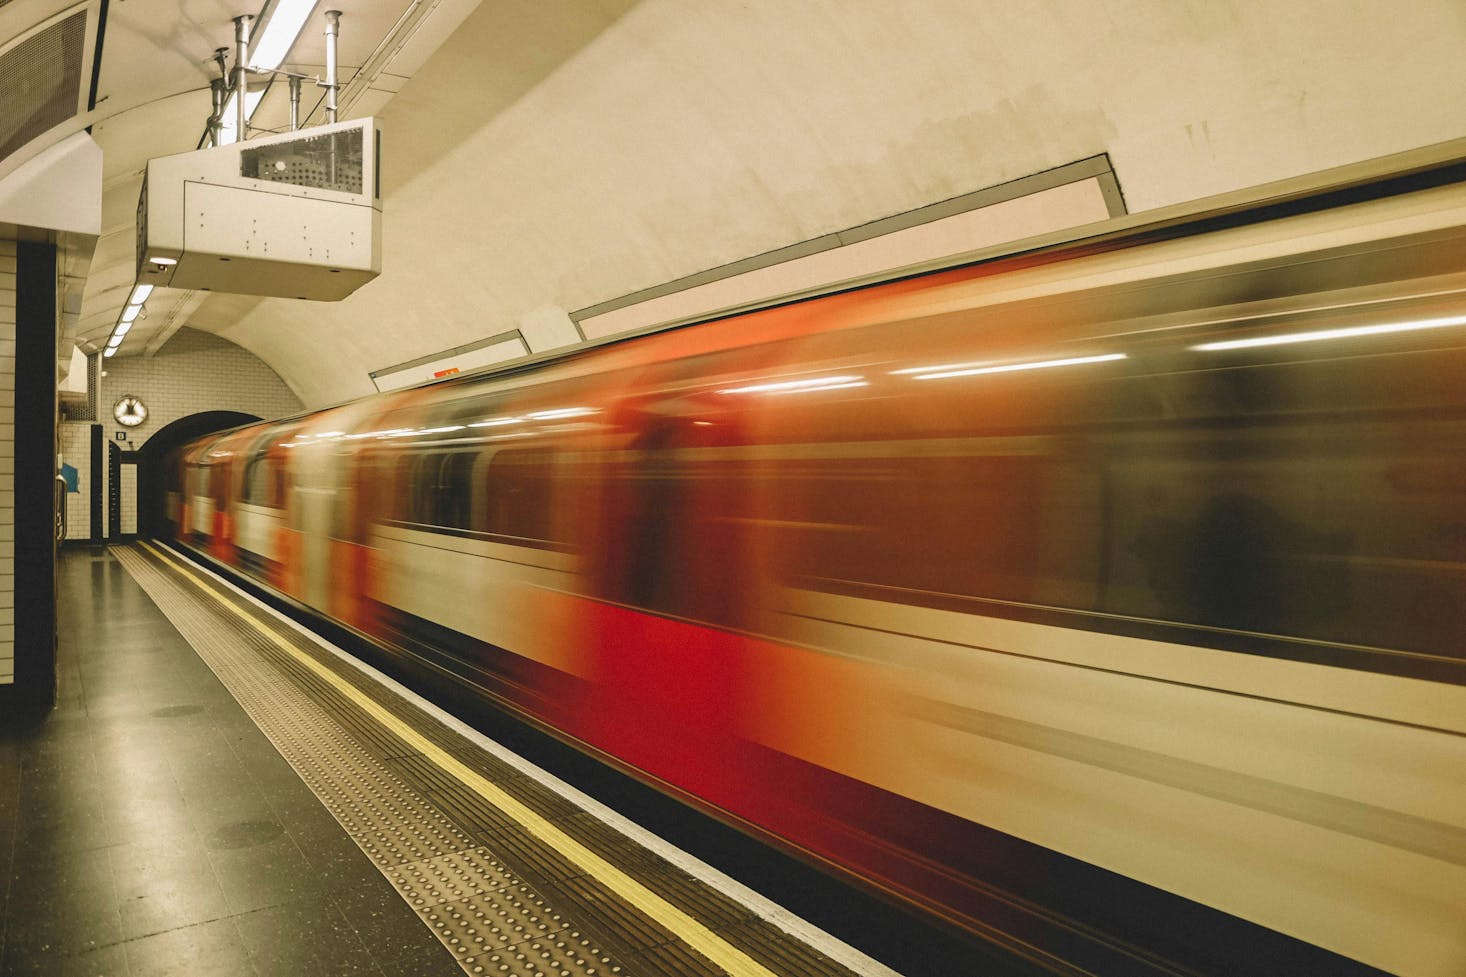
left=115, top=545, right=879, bottom=977
left=388, top=848, right=522, bottom=909
left=113, top=546, right=628, bottom=977
left=465, top=932, right=625, bottom=977
left=423, top=883, right=569, bottom=959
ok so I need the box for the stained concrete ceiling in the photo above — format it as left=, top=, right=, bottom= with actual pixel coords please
left=4, top=0, right=1466, bottom=408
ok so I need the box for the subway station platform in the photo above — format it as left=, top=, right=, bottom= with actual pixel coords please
left=0, top=545, right=905, bottom=977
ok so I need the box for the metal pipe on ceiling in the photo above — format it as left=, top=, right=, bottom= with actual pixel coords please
left=232, top=15, right=252, bottom=141
left=208, top=78, right=226, bottom=146
left=289, top=74, right=302, bottom=130
left=323, top=10, right=341, bottom=125
left=206, top=47, right=229, bottom=147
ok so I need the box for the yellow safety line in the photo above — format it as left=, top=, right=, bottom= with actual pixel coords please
left=139, top=542, right=779, bottom=977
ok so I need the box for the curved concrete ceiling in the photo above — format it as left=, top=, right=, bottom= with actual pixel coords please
left=8, top=0, right=1466, bottom=408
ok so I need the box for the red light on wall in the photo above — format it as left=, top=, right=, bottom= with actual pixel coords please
left=434, top=367, right=460, bottom=378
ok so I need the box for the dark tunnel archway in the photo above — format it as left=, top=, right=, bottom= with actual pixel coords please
left=137, top=410, right=262, bottom=539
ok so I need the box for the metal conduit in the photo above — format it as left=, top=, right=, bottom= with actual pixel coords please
left=323, top=10, right=340, bottom=125
left=232, top=15, right=252, bottom=140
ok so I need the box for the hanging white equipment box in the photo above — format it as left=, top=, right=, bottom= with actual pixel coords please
left=136, top=118, right=382, bottom=300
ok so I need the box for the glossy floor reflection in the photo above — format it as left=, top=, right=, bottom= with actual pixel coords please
left=0, top=548, right=464, bottom=976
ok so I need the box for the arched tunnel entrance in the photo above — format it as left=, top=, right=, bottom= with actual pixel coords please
left=136, top=411, right=261, bottom=539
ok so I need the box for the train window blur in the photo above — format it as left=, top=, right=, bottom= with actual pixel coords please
left=184, top=461, right=206, bottom=540
left=400, top=453, right=429, bottom=525
left=398, top=449, right=476, bottom=533
left=358, top=450, right=404, bottom=527
left=383, top=420, right=573, bottom=548
left=480, top=448, right=560, bottom=545
left=241, top=453, right=284, bottom=507
left=405, top=452, right=448, bottom=527
left=1099, top=422, right=1465, bottom=658
left=208, top=460, right=228, bottom=509
left=772, top=446, right=1098, bottom=610
left=761, top=294, right=1466, bottom=663
left=184, top=463, right=203, bottom=507
left=439, top=451, right=475, bottom=530
left=589, top=407, right=758, bottom=629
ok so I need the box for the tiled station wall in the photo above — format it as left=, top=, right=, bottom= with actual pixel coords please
left=61, top=328, right=303, bottom=541
left=0, top=242, right=15, bottom=684
left=100, top=328, right=303, bottom=449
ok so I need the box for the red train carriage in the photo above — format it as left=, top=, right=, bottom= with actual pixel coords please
left=168, top=174, right=1466, bottom=977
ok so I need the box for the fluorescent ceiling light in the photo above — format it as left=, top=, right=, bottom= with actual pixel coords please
left=249, top=0, right=320, bottom=71
left=1190, top=314, right=1466, bottom=351
left=120, top=304, right=142, bottom=323
left=130, top=283, right=154, bottom=304
left=905, top=353, right=1127, bottom=381
left=115, top=321, right=132, bottom=337
left=106, top=335, right=123, bottom=348
left=103, top=346, right=117, bottom=358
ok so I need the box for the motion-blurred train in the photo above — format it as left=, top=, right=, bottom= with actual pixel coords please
left=168, top=158, right=1466, bottom=977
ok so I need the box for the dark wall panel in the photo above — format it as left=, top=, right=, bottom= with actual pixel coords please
left=7, top=241, right=58, bottom=718
left=90, top=423, right=102, bottom=543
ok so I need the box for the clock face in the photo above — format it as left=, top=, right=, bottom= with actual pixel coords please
left=114, top=396, right=148, bottom=428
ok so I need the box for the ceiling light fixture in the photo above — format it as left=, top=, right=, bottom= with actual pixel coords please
left=214, top=0, right=321, bottom=146
left=107, top=283, right=155, bottom=358
left=249, top=0, right=321, bottom=71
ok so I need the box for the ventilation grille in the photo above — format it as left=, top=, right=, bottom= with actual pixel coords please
left=60, top=352, right=99, bottom=421
left=0, top=11, right=86, bottom=165
left=81, top=352, right=99, bottom=420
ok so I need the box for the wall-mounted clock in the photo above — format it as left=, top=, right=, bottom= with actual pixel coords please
left=114, top=395, right=149, bottom=428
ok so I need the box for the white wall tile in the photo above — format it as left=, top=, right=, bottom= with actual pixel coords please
left=60, top=329, right=303, bottom=544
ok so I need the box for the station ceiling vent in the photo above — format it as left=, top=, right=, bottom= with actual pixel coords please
left=136, top=118, right=381, bottom=300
